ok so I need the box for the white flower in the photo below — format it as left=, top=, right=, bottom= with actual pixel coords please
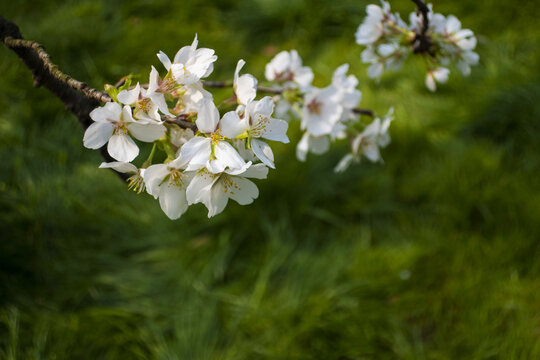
left=296, top=132, right=330, bottom=162
left=457, top=50, right=479, bottom=76
left=444, top=15, right=477, bottom=51
left=186, top=164, right=268, bottom=218
left=157, top=35, right=217, bottom=85
left=332, top=64, right=362, bottom=120
left=117, top=82, right=161, bottom=122
left=143, top=155, right=194, bottom=220
left=425, top=67, right=450, bottom=92
left=301, top=86, right=343, bottom=136
left=265, top=50, right=313, bottom=90
left=83, top=102, right=166, bottom=162
left=145, top=66, right=175, bottom=117
left=234, top=59, right=257, bottom=106
left=178, top=81, right=214, bottom=114
left=170, top=127, right=194, bottom=149
left=335, top=108, right=394, bottom=172
left=361, top=43, right=408, bottom=79
left=180, top=100, right=249, bottom=174
left=355, top=3, right=387, bottom=45
left=240, top=97, right=289, bottom=168
left=99, top=161, right=146, bottom=193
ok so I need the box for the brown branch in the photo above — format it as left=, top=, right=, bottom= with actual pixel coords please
left=352, top=108, right=374, bottom=117
left=410, top=0, right=434, bottom=56
left=163, top=114, right=197, bottom=131
left=0, top=15, right=130, bottom=180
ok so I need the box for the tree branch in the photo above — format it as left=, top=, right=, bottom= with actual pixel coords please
left=352, top=108, right=374, bottom=117
left=0, top=16, right=129, bottom=180
left=410, top=0, right=434, bottom=56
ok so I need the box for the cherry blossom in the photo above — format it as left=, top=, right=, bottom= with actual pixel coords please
left=186, top=164, right=268, bottom=218
left=143, top=155, right=194, bottom=220
left=83, top=102, right=166, bottom=162
left=265, top=50, right=313, bottom=90
left=180, top=100, right=248, bottom=174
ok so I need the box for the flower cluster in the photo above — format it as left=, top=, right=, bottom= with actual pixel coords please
left=356, top=1, right=479, bottom=91
left=83, top=38, right=396, bottom=220
left=84, top=36, right=288, bottom=220
left=85, top=0, right=484, bottom=221
left=264, top=51, right=392, bottom=168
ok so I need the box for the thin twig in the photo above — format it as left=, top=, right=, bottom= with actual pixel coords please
left=352, top=108, right=374, bottom=117
left=164, top=114, right=197, bottom=131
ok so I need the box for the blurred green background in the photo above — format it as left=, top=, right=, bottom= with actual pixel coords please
left=1, top=0, right=539, bottom=358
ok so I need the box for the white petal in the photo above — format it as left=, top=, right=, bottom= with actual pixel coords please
left=206, top=179, right=229, bottom=217
left=223, top=160, right=252, bottom=176
left=241, top=163, right=269, bottom=179
left=186, top=170, right=219, bottom=205
left=425, top=73, right=436, bottom=92
left=251, top=96, right=274, bottom=117
left=99, top=161, right=138, bottom=174
left=127, top=122, right=166, bottom=142
left=173, top=45, right=191, bottom=65
left=121, top=105, right=136, bottom=124
left=168, top=153, right=190, bottom=169
left=366, top=4, right=383, bottom=20
left=309, top=135, right=330, bottom=155
left=457, top=36, right=477, bottom=51
left=361, top=47, right=378, bottom=63
left=208, top=141, right=246, bottom=173
left=445, top=15, right=461, bottom=33
left=157, top=51, right=172, bottom=71
left=83, top=121, right=114, bottom=149
left=196, top=100, right=220, bottom=133
left=89, top=102, right=121, bottom=123
left=296, top=132, right=310, bottom=162
left=264, top=51, right=290, bottom=81
left=148, top=92, right=172, bottom=117
left=181, top=137, right=212, bottom=171
left=367, top=63, right=383, bottom=78
left=362, top=118, right=381, bottom=138
left=158, top=184, right=189, bottom=220
left=457, top=61, right=471, bottom=76
left=107, top=133, right=139, bottom=162
left=148, top=66, right=160, bottom=94
left=117, top=83, right=140, bottom=105
left=377, top=43, right=396, bottom=57
left=235, top=74, right=257, bottom=105
left=334, top=154, right=354, bottom=173
left=234, top=59, right=245, bottom=84
left=294, top=66, right=314, bottom=89
left=251, top=139, right=275, bottom=168
left=259, top=117, right=289, bottom=143
left=143, top=164, right=170, bottom=198
left=363, top=142, right=381, bottom=162
left=433, top=68, right=450, bottom=83
left=228, top=177, right=258, bottom=205
left=462, top=51, right=479, bottom=65
left=220, top=111, right=247, bottom=139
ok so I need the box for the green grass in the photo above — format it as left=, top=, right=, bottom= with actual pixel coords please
left=1, top=0, right=539, bottom=358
